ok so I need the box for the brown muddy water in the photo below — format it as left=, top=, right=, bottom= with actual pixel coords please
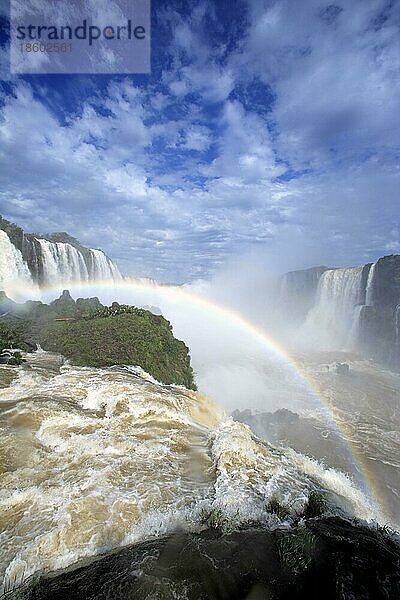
left=0, top=350, right=395, bottom=593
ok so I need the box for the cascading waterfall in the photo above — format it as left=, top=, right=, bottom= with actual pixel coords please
left=365, top=262, right=376, bottom=306
left=277, top=267, right=327, bottom=325
left=36, top=238, right=121, bottom=285
left=89, top=248, right=121, bottom=280
left=0, top=230, right=34, bottom=295
left=36, top=239, right=89, bottom=284
left=303, top=267, right=365, bottom=349
left=0, top=214, right=122, bottom=290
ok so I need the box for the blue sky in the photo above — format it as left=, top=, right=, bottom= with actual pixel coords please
left=0, top=0, right=399, bottom=282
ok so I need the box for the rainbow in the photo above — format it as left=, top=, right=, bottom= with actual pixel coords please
left=6, top=277, right=389, bottom=522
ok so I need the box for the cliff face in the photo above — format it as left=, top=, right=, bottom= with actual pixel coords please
left=358, top=255, right=400, bottom=370
left=372, top=255, right=400, bottom=309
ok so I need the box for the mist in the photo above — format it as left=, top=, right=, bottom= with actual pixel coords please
left=7, top=240, right=396, bottom=422
left=3, top=235, right=400, bottom=528
left=34, top=251, right=322, bottom=417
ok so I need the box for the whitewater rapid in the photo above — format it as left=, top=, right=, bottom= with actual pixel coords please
left=0, top=351, right=381, bottom=592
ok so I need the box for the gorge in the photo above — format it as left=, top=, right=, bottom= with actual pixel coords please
left=1, top=216, right=400, bottom=598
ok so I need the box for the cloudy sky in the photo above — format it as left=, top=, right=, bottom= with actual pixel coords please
left=0, top=0, right=399, bottom=282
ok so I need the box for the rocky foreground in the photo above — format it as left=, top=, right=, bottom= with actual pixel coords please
left=10, top=517, right=400, bottom=600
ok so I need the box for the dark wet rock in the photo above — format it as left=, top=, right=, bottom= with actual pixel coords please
left=0, top=350, right=11, bottom=364
left=372, top=255, right=400, bottom=311
left=357, top=257, right=400, bottom=370
left=357, top=255, right=400, bottom=371
left=233, top=408, right=300, bottom=427
left=16, top=517, right=400, bottom=600
left=335, top=362, right=350, bottom=375
left=359, top=263, right=373, bottom=305
left=0, top=350, right=24, bottom=366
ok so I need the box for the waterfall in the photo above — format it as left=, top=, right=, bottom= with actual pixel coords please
left=0, top=230, right=34, bottom=295
left=36, top=238, right=121, bottom=285
left=278, top=266, right=328, bottom=324
left=0, top=218, right=122, bottom=290
left=89, top=249, right=121, bottom=280
left=36, top=239, right=89, bottom=284
left=304, top=267, right=365, bottom=349
left=365, top=262, right=376, bottom=306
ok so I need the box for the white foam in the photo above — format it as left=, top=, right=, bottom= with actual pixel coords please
left=0, top=353, right=386, bottom=592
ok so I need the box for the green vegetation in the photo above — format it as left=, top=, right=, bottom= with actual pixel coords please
left=0, top=290, right=196, bottom=389
left=376, top=522, right=395, bottom=537
left=84, top=302, right=157, bottom=320
left=265, top=491, right=327, bottom=522
left=45, top=232, right=84, bottom=247
left=277, top=527, right=317, bottom=575
left=303, top=491, right=327, bottom=519
left=199, top=507, right=225, bottom=530
left=40, top=310, right=196, bottom=389
left=0, top=321, right=32, bottom=353
left=266, top=497, right=291, bottom=521
left=7, top=351, right=24, bottom=366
